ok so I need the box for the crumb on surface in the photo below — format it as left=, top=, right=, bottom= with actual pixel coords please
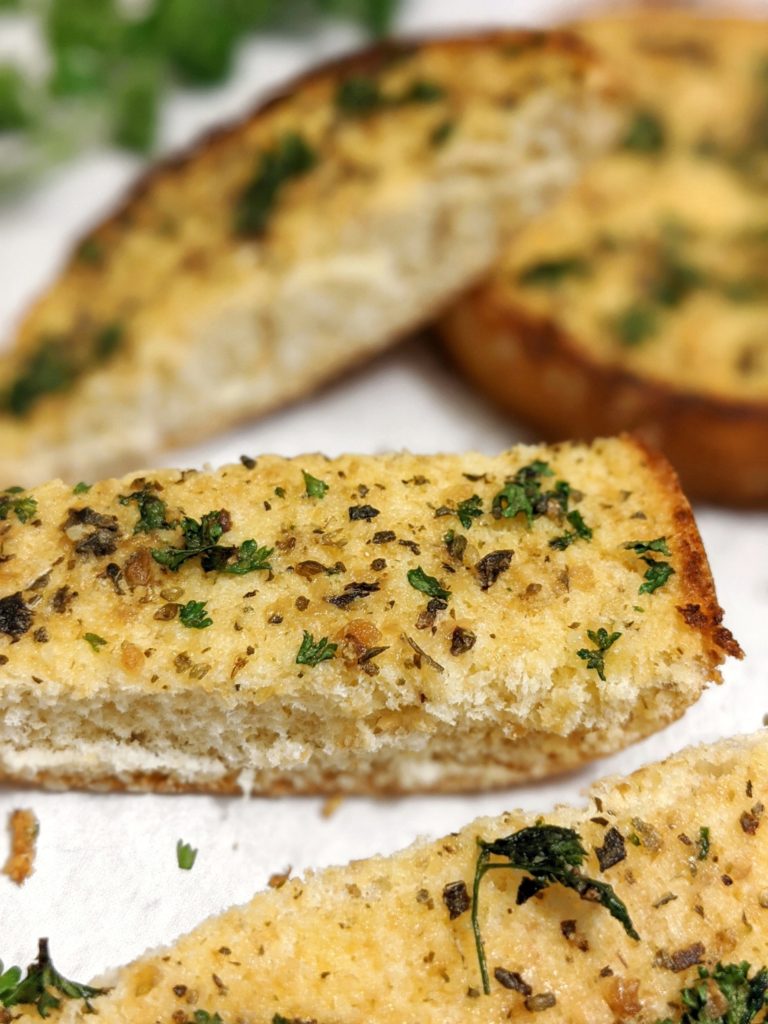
left=2, top=808, right=39, bottom=886
left=320, top=795, right=345, bottom=819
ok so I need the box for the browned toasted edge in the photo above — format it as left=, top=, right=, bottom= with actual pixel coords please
left=619, top=432, right=743, bottom=666
left=439, top=287, right=768, bottom=507
left=8, top=27, right=607, bottom=346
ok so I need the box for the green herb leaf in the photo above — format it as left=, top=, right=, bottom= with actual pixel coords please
left=235, top=132, right=317, bottom=236
left=549, top=509, right=593, bottom=551
left=654, top=961, right=768, bottom=1023
left=613, top=302, right=658, bottom=347
left=624, top=537, right=671, bottom=556
left=400, top=78, right=445, bottom=103
left=83, top=632, right=107, bottom=652
left=151, top=510, right=229, bottom=571
left=72, top=481, right=91, bottom=495
left=622, top=109, right=666, bottom=152
left=217, top=539, right=273, bottom=575
left=335, top=75, right=383, bottom=116
left=179, top=600, right=212, bottom=629
left=491, top=481, right=532, bottom=524
left=296, top=630, right=337, bottom=667
left=577, top=628, right=621, bottom=682
left=456, top=494, right=483, bottom=530
left=430, top=118, right=455, bottom=147
left=335, top=74, right=444, bottom=118
left=407, top=566, right=450, bottom=602
left=75, top=238, right=103, bottom=266
left=3, top=324, right=123, bottom=418
left=471, top=825, right=638, bottom=995
left=302, top=470, right=329, bottom=499
left=119, top=485, right=173, bottom=534
left=697, top=826, right=710, bottom=861
left=176, top=839, right=198, bottom=870
left=192, top=1012, right=223, bottom=1024
left=0, top=963, right=22, bottom=1002
left=639, top=559, right=675, bottom=595
left=518, top=257, right=588, bottom=287
left=651, top=250, right=705, bottom=308
left=0, top=489, right=37, bottom=524
left=0, top=939, right=105, bottom=1016
left=492, top=460, right=565, bottom=527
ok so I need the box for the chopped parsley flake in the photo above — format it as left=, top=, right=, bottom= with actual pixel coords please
left=697, top=826, right=710, bottom=861
left=456, top=494, right=483, bottom=529
left=176, top=840, right=198, bottom=870
left=577, top=628, right=621, bottom=682
left=151, top=510, right=272, bottom=575
left=83, top=632, right=107, bottom=652
left=407, top=566, right=450, bottom=602
left=654, top=961, right=768, bottom=1024
left=302, top=470, right=329, bottom=499
left=549, top=509, right=593, bottom=550
left=640, top=560, right=675, bottom=594
left=624, top=537, right=671, bottom=556
left=72, top=482, right=91, bottom=495
left=613, top=302, right=658, bottom=347
left=518, top=256, right=588, bottom=287
left=0, top=939, right=104, bottom=1017
left=492, top=460, right=571, bottom=527
left=335, top=75, right=380, bottom=115
left=3, top=324, right=124, bottom=417
left=119, top=485, right=173, bottom=534
left=234, top=132, right=317, bottom=236
left=208, top=539, right=273, bottom=574
left=335, top=74, right=445, bottom=117
left=625, top=538, right=675, bottom=595
left=622, top=109, right=666, bottom=152
left=179, top=600, right=212, bottom=629
left=296, top=630, right=337, bottom=667
left=0, top=488, right=37, bottom=524
left=430, top=118, right=455, bottom=147
left=471, top=825, right=638, bottom=995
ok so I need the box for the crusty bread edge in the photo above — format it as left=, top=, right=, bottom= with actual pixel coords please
left=440, top=291, right=768, bottom=506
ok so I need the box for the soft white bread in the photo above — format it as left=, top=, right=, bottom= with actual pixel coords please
left=0, top=31, right=620, bottom=488
left=9, top=730, right=768, bottom=1023
left=440, top=14, right=768, bottom=506
left=0, top=437, right=740, bottom=794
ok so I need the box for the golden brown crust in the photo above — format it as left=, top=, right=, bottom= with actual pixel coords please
left=0, top=442, right=737, bottom=795
left=441, top=292, right=768, bottom=507
left=621, top=435, right=742, bottom=656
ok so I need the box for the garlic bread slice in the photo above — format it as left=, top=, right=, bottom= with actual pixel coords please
left=0, top=32, right=619, bottom=486
left=7, top=730, right=767, bottom=1024
left=440, top=15, right=768, bottom=505
left=0, top=436, right=739, bottom=794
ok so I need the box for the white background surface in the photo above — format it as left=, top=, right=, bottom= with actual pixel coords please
left=0, top=0, right=767, bottom=984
